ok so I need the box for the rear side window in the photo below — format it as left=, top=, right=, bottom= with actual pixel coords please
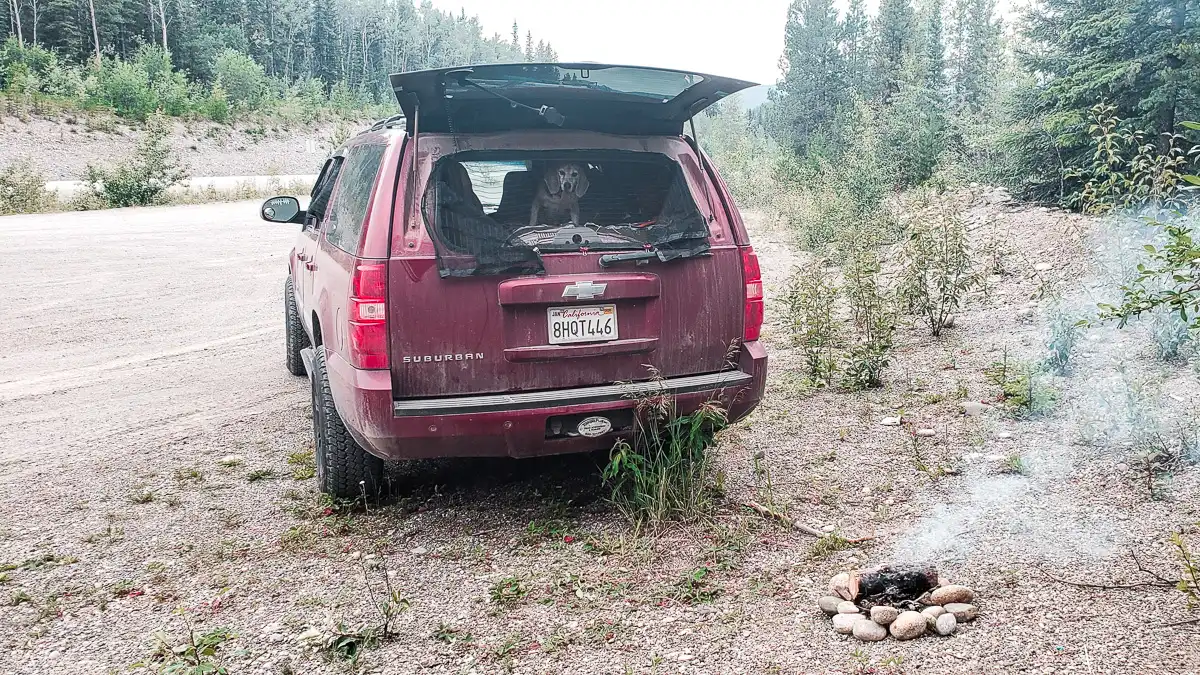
left=325, top=144, right=386, bottom=253
left=306, top=157, right=344, bottom=229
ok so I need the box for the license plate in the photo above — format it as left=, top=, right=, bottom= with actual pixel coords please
left=547, top=305, right=618, bottom=345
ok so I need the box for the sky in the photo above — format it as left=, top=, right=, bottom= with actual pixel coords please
left=426, top=0, right=794, bottom=86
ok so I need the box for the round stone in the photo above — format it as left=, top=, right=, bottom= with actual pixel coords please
left=916, top=428, right=936, bottom=437
left=935, top=612, right=958, bottom=636
left=921, top=605, right=946, bottom=628
left=818, top=596, right=842, bottom=616
left=869, top=606, right=899, bottom=625
left=837, top=601, right=860, bottom=614
left=832, top=613, right=865, bottom=634
left=852, top=620, right=888, bottom=642
left=889, top=611, right=926, bottom=640
left=930, top=585, right=975, bottom=605
left=943, top=602, right=978, bottom=622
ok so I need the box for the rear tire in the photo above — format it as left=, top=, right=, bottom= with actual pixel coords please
left=310, top=347, right=384, bottom=499
left=284, top=277, right=309, bottom=377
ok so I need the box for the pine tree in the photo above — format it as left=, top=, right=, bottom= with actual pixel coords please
left=840, top=0, right=870, bottom=99
left=1020, top=0, right=1200, bottom=193
left=771, top=0, right=847, bottom=153
left=947, top=0, right=1001, bottom=113
left=872, top=0, right=915, bottom=104
left=311, top=0, right=340, bottom=87
left=39, top=0, right=84, bottom=58
left=524, top=29, right=532, bottom=62
left=511, top=20, right=518, bottom=49
left=916, top=0, right=945, bottom=93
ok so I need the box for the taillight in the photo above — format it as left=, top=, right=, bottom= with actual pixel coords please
left=348, top=262, right=388, bottom=369
left=741, top=246, right=764, bottom=342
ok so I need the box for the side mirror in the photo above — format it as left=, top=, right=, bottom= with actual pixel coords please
left=261, top=196, right=304, bottom=224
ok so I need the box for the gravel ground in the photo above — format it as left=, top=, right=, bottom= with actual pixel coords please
left=0, top=197, right=1198, bottom=675
left=0, top=114, right=345, bottom=180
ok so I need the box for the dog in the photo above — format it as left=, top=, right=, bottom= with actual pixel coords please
left=529, top=162, right=590, bottom=227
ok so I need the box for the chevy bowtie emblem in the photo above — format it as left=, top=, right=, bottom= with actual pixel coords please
left=561, top=281, right=607, bottom=300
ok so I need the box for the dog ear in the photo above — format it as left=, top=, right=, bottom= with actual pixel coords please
left=574, top=168, right=589, bottom=198
left=543, top=167, right=562, bottom=195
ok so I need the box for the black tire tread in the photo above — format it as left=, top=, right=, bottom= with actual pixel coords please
left=311, top=348, right=384, bottom=499
left=284, top=277, right=309, bottom=377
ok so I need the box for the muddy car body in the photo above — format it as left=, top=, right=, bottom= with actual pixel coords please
left=263, top=63, right=768, bottom=497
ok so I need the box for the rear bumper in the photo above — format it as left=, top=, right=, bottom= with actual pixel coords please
left=318, top=341, right=767, bottom=461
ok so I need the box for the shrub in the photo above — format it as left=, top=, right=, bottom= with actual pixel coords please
left=201, top=83, right=231, bottom=123
left=602, top=394, right=726, bottom=527
left=213, top=49, right=266, bottom=110
left=80, top=111, right=187, bottom=208
left=897, top=190, right=978, bottom=336
left=841, top=248, right=894, bottom=390
left=984, top=350, right=1055, bottom=418
left=94, top=59, right=156, bottom=119
left=1043, top=301, right=1083, bottom=374
left=0, top=159, right=54, bottom=214
left=783, top=263, right=841, bottom=386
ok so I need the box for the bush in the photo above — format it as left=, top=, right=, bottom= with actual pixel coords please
left=80, top=111, right=187, bottom=207
left=201, top=83, right=231, bottom=123
left=0, top=159, right=54, bottom=214
left=840, top=249, right=895, bottom=390
left=94, top=59, right=156, bottom=119
left=213, top=49, right=267, bottom=110
left=783, top=263, right=841, bottom=386
left=602, top=394, right=726, bottom=527
left=897, top=190, right=979, bottom=336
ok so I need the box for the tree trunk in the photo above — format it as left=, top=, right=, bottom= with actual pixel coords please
left=157, top=0, right=168, bottom=52
left=29, top=0, right=39, bottom=44
left=87, top=0, right=101, bottom=67
left=10, top=0, right=23, bottom=46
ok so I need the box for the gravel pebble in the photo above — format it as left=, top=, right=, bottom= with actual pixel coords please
left=921, top=605, right=946, bottom=628
left=880, top=416, right=902, bottom=426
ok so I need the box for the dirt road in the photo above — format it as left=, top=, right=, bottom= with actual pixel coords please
left=0, top=202, right=308, bottom=477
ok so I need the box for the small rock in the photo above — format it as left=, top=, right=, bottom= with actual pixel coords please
left=818, top=596, right=842, bottom=616
left=870, top=606, right=899, bottom=625
left=1034, top=262, right=1052, bottom=272
left=219, top=454, right=244, bottom=467
left=944, top=602, right=978, bottom=622
left=960, top=401, right=987, bottom=416
left=295, top=628, right=323, bottom=644
left=884, top=497, right=895, bottom=506
left=829, top=573, right=858, bottom=601
left=890, top=611, right=926, bottom=640
left=853, top=620, right=888, bottom=642
left=880, top=416, right=902, bottom=426
left=832, top=613, right=865, bottom=634
left=921, top=605, right=946, bottom=628
left=262, top=622, right=284, bottom=635
left=267, top=633, right=285, bottom=644
left=822, top=524, right=836, bottom=533
left=936, top=612, right=958, bottom=636
left=996, top=431, right=1013, bottom=440
left=930, top=585, right=975, bottom=605
left=916, top=428, right=935, bottom=438
left=837, top=601, right=860, bottom=614
left=1116, top=462, right=1129, bottom=473
left=1016, top=307, right=1035, bottom=319
left=411, top=546, right=427, bottom=555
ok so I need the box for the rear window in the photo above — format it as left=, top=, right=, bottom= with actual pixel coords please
left=422, top=151, right=711, bottom=277
left=445, top=65, right=704, bottom=100
left=325, top=144, right=386, bottom=253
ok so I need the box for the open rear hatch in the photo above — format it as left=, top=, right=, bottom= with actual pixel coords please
left=389, top=63, right=755, bottom=135
left=387, top=65, right=756, bottom=401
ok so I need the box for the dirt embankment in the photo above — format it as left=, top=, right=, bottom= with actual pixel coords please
left=0, top=114, right=350, bottom=180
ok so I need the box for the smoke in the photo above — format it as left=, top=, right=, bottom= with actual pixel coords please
left=892, top=209, right=1199, bottom=566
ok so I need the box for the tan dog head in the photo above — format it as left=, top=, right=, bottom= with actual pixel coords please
left=544, top=162, right=589, bottom=198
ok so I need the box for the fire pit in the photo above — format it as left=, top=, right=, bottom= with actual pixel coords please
left=819, top=565, right=978, bottom=642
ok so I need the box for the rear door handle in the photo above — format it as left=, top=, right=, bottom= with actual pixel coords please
left=305, top=261, right=317, bottom=271
left=297, top=252, right=309, bottom=262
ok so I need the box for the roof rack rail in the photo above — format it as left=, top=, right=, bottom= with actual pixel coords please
left=363, top=113, right=407, bottom=133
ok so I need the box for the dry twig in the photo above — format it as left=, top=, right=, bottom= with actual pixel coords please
left=739, top=500, right=874, bottom=543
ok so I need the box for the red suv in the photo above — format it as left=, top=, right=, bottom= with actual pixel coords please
left=261, top=63, right=768, bottom=498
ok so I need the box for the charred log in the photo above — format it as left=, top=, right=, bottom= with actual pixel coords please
left=855, top=565, right=939, bottom=609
